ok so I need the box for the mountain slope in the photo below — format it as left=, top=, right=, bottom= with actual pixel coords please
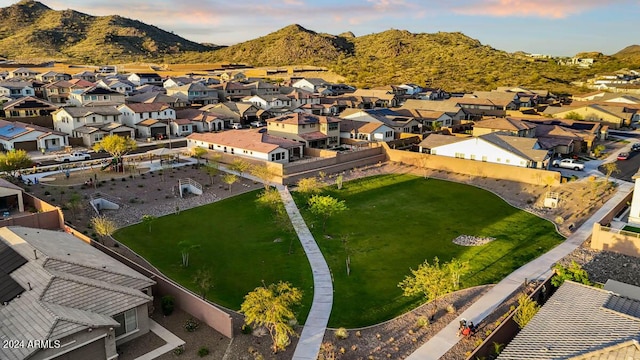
left=0, top=0, right=211, bottom=62
left=613, top=45, right=640, bottom=63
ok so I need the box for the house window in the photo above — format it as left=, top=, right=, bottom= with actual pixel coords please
left=114, top=308, right=138, bottom=338
left=482, top=156, right=487, bottom=162
left=505, top=159, right=511, bottom=164
left=470, top=155, right=476, bottom=160
left=496, top=157, right=501, bottom=162
left=385, top=131, right=393, bottom=138
left=455, top=152, right=465, bottom=159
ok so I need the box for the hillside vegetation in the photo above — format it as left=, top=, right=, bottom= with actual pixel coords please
left=2, top=1, right=639, bottom=93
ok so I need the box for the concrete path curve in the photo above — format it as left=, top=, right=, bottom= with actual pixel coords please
left=278, top=186, right=333, bottom=360
left=405, top=181, right=634, bottom=360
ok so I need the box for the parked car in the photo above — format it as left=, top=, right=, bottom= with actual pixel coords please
left=631, top=143, right=640, bottom=152
left=230, top=123, right=243, bottom=129
left=617, top=152, right=630, bottom=160
left=551, top=158, right=585, bottom=171
left=55, top=151, right=91, bottom=162
left=250, top=121, right=265, bottom=128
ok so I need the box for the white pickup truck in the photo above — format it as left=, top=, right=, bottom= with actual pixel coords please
left=551, top=158, right=584, bottom=171
left=56, top=151, right=91, bottom=162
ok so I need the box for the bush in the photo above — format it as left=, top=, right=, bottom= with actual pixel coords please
left=334, top=327, right=348, bottom=339
left=161, top=295, right=175, bottom=316
left=197, top=346, right=209, bottom=357
left=415, top=316, right=429, bottom=329
left=446, top=304, right=456, bottom=313
left=241, top=324, right=252, bottom=334
left=185, top=317, right=200, bottom=332
left=173, top=345, right=184, bottom=356
left=44, top=190, right=50, bottom=195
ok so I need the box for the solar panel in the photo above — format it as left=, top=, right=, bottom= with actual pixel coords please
left=0, top=241, right=27, bottom=274
left=0, top=271, right=24, bottom=303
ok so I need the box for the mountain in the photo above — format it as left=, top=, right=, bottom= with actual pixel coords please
left=613, top=45, right=640, bottom=63
left=0, top=0, right=212, bottom=63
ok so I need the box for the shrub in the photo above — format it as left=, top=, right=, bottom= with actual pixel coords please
left=160, top=295, right=175, bottom=316
left=185, top=317, right=200, bottom=332
left=44, top=190, right=50, bottom=195
left=415, top=316, right=429, bottom=329
left=121, top=178, right=126, bottom=182
left=241, top=324, right=252, bottom=334
left=446, top=304, right=456, bottom=313
left=334, top=327, right=348, bottom=339
left=197, top=346, right=209, bottom=357
left=173, top=345, right=184, bottom=355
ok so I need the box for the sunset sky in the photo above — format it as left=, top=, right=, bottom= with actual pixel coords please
left=4, top=0, right=639, bottom=56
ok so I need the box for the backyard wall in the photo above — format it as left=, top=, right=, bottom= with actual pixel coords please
left=381, top=143, right=561, bottom=186
left=466, top=276, right=556, bottom=360
left=202, top=151, right=284, bottom=184
left=591, top=224, right=640, bottom=258
left=0, top=193, right=64, bottom=229
left=69, top=231, right=235, bottom=338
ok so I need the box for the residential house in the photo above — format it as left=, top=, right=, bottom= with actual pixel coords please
left=95, top=78, right=135, bottom=95
left=8, top=67, right=40, bottom=79
left=472, top=117, right=537, bottom=137
left=285, top=88, right=321, bottom=108
left=206, top=102, right=261, bottom=127
left=454, top=97, right=506, bottom=118
left=127, top=72, right=163, bottom=86
left=245, top=80, right=279, bottom=96
left=544, top=104, right=634, bottom=129
left=339, top=119, right=394, bottom=142
left=498, top=280, right=640, bottom=360
left=523, top=117, right=604, bottom=154
left=470, top=91, right=521, bottom=110
left=416, top=88, right=448, bottom=100
left=0, top=81, right=35, bottom=99
left=72, top=71, right=97, bottom=82
left=266, top=112, right=341, bottom=149
left=212, top=81, right=252, bottom=102
left=219, top=71, right=246, bottom=82
left=165, top=82, right=218, bottom=105
left=170, top=118, right=195, bottom=137
left=340, top=108, right=423, bottom=135
left=36, top=71, right=70, bottom=83
left=246, top=94, right=293, bottom=111
left=187, top=129, right=303, bottom=163
left=292, top=78, right=330, bottom=93
left=397, top=83, right=423, bottom=96
left=132, top=84, right=165, bottom=95
left=126, top=91, right=188, bottom=108
left=163, top=76, right=197, bottom=88
left=0, top=119, right=67, bottom=151
left=394, top=109, right=453, bottom=130
left=400, top=99, right=468, bottom=122
left=117, top=103, right=175, bottom=139
left=1, top=96, right=58, bottom=118
left=68, top=86, right=126, bottom=106
left=351, top=89, right=400, bottom=107
left=42, top=80, right=92, bottom=104
left=52, top=105, right=123, bottom=145
left=176, top=108, right=228, bottom=133
left=0, top=226, right=155, bottom=360
left=418, top=132, right=550, bottom=168
left=0, top=70, right=8, bottom=80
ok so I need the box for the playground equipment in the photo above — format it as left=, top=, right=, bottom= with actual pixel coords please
left=178, top=178, right=203, bottom=198
left=101, top=157, right=123, bottom=172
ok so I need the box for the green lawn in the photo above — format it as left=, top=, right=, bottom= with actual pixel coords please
left=293, top=174, right=564, bottom=327
left=623, top=225, right=640, bottom=233
left=113, top=190, right=313, bottom=323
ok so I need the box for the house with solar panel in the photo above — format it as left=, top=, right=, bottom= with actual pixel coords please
left=0, top=226, right=155, bottom=360
left=498, top=280, right=640, bottom=359
left=0, top=119, right=67, bottom=152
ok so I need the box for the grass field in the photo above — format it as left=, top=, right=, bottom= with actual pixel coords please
left=113, top=190, right=314, bottom=322
left=293, top=174, right=565, bottom=327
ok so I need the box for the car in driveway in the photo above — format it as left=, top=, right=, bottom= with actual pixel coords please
left=632, top=143, right=640, bottom=152
left=551, top=158, right=585, bottom=171
left=617, top=152, right=630, bottom=160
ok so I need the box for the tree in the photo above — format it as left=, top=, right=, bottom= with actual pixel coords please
left=191, top=147, right=207, bottom=167
left=297, top=177, right=322, bottom=196
left=141, top=214, right=156, bottom=233
left=593, top=144, right=606, bottom=157
left=90, top=215, right=117, bottom=243
left=398, top=257, right=468, bottom=318
left=563, top=111, right=584, bottom=120
left=65, top=193, right=83, bottom=221
left=513, top=294, right=540, bottom=329
left=229, top=159, right=250, bottom=176
left=551, top=261, right=591, bottom=287
left=602, top=162, right=620, bottom=183
left=178, top=241, right=200, bottom=267
left=0, top=149, right=33, bottom=175
left=335, top=174, right=343, bottom=190
left=222, top=173, right=238, bottom=193
left=307, top=195, right=347, bottom=232
left=93, top=135, right=137, bottom=173
left=250, top=164, right=275, bottom=189
left=203, top=162, right=220, bottom=185
left=192, top=268, right=213, bottom=299
left=240, top=281, right=303, bottom=353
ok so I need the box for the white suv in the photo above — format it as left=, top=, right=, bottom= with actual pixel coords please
left=230, top=123, right=243, bottom=130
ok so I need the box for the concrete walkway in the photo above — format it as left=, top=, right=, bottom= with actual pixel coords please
left=405, top=181, right=634, bottom=360
left=278, top=186, right=333, bottom=360
left=134, top=320, right=185, bottom=360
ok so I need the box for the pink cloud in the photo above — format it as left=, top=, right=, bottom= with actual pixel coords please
left=452, top=0, right=630, bottom=18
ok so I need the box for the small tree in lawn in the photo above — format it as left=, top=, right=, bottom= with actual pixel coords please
left=513, top=294, right=540, bottom=329
left=0, top=149, right=33, bottom=176
left=191, top=147, right=207, bottom=167
left=229, top=158, right=250, bottom=176
left=141, top=214, right=156, bottom=233
left=250, top=164, right=275, bottom=190
left=398, top=257, right=467, bottom=319
left=307, top=195, right=347, bottom=233
left=93, top=135, right=137, bottom=173
left=192, top=268, right=213, bottom=299
left=222, top=173, right=238, bottom=193
left=297, top=177, right=322, bottom=197
left=90, top=215, right=117, bottom=243
left=602, top=162, right=620, bottom=183
left=446, top=258, right=469, bottom=290
left=240, top=281, right=303, bottom=353
left=178, top=241, right=200, bottom=267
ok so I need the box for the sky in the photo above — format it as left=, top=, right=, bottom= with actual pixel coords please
left=4, top=0, right=640, bottom=56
